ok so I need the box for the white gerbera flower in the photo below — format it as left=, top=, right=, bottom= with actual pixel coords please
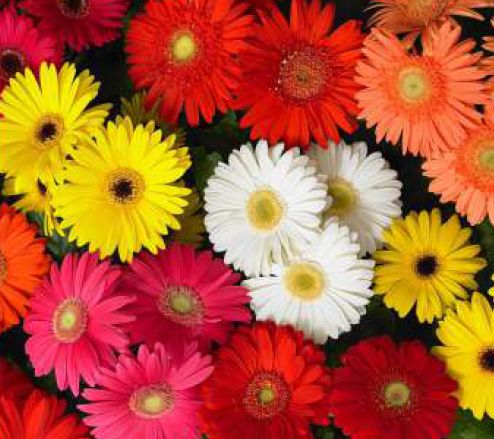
left=204, top=140, right=327, bottom=277
left=244, top=220, right=375, bottom=343
left=309, top=141, right=402, bottom=254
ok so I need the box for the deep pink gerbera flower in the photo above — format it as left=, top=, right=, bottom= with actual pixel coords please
left=24, top=252, right=134, bottom=396
left=0, top=6, right=61, bottom=92
left=120, top=243, right=251, bottom=351
left=79, top=342, right=213, bottom=439
left=19, top=0, right=130, bottom=51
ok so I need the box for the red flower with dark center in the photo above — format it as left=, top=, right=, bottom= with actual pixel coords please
left=126, top=0, right=254, bottom=126
left=236, top=0, right=364, bottom=149
left=19, top=0, right=130, bottom=51
left=201, top=322, right=332, bottom=439
left=330, top=336, right=458, bottom=439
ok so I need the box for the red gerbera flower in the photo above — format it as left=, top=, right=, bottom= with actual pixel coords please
left=0, top=6, right=61, bottom=93
left=0, top=358, right=33, bottom=405
left=329, top=336, right=458, bottom=439
left=201, top=322, right=332, bottom=439
left=126, top=0, right=254, bottom=126
left=0, top=390, right=89, bottom=439
left=236, top=0, right=364, bottom=149
left=19, top=0, right=130, bottom=52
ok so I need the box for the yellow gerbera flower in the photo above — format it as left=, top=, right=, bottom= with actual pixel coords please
left=435, top=292, right=494, bottom=419
left=2, top=176, right=60, bottom=236
left=52, top=117, right=192, bottom=262
left=0, top=63, right=110, bottom=185
left=373, top=209, right=486, bottom=323
left=170, top=188, right=205, bottom=248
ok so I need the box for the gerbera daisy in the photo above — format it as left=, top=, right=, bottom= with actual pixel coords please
left=236, top=0, right=364, bottom=149
left=170, top=189, right=205, bottom=248
left=204, top=141, right=327, bottom=277
left=356, top=23, right=487, bottom=158
left=24, top=252, right=134, bottom=396
left=19, top=0, right=130, bottom=52
left=435, top=292, right=494, bottom=419
left=79, top=342, right=213, bottom=439
left=330, top=336, right=458, bottom=439
left=374, top=209, right=486, bottom=323
left=0, top=390, right=89, bottom=438
left=0, top=63, right=110, bottom=185
left=3, top=176, right=60, bottom=236
left=126, top=0, right=253, bottom=126
left=0, top=358, right=33, bottom=405
left=368, top=0, right=491, bottom=42
left=244, top=220, right=374, bottom=343
left=0, top=7, right=61, bottom=93
left=423, top=109, right=494, bottom=226
left=309, top=140, right=402, bottom=254
left=0, top=203, right=50, bottom=333
left=52, top=117, right=191, bottom=262
left=201, top=322, right=332, bottom=439
left=120, top=243, right=251, bottom=351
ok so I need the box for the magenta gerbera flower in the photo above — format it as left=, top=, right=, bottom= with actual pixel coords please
left=19, top=0, right=130, bottom=51
left=24, top=252, right=134, bottom=396
left=0, top=6, right=61, bottom=92
left=120, top=243, right=251, bottom=351
left=79, top=342, right=213, bottom=439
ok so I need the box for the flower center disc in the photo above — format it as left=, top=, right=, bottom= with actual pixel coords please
left=57, top=0, right=90, bottom=18
left=284, top=262, right=326, bottom=301
left=479, top=348, right=494, bottom=372
left=327, top=177, right=357, bottom=218
left=171, top=31, right=198, bottom=63
left=0, top=49, right=25, bottom=82
left=278, top=49, right=328, bottom=101
left=0, top=250, right=7, bottom=284
left=244, top=372, right=290, bottom=419
left=399, top=67, right=431, bottom=104
left=34, top=114, right=64, bottom=150
left=478, top=146, right=494, bottom=172
left=247, top=189, right=284, bottom=232
left=105, top=168, right=145, bottom=206
left=383, top=381, right=411, bottom=408
left=130, top=385, right=174, bottom=419
left=53, top=298, right=88, bottom=343
left=414, top=254, right=439, bottom=278
left=158, top=285, right=204, bottom=327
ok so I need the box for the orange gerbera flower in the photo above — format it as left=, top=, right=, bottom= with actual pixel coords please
left=0, top=390, right=89, bottom=439
left=356, top=23, right=487, bottom=158
left=368, top=0, right=492, bottom=42
left=423, top=107, right=494, bottom=225
left=0, top=204, right=50, bottom=333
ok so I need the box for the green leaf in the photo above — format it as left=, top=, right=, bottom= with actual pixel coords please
left=314, top=426, right=336, bottom=439
left=46, top=230, right=78, bottom=262
left=450, top=409, right=494, bottom=439
left=192, top=146, right=223, bottom=193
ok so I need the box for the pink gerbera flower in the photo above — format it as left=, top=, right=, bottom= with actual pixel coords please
left=24, top=252, right=134, bottom=396
left=79, top=342, right=213, bottom=439
left=0, top=6, right=61, bottom=92
left=120, top=243, right=251, bottom=351
left=19, top=0, right=130, bottom=51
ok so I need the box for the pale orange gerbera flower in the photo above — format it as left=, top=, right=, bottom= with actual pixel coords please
left=368, top=0, right=493, bottom=42
left=423, top=106, right=494, bottom=225
left=355, top=23, right=488, bottom=158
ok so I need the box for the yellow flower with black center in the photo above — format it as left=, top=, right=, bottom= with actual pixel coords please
left=373, top=209, right=486, bottom=323
left=52, top=117, right=191, bottom=262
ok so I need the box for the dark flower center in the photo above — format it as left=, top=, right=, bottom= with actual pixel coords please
left=414, top=255, right=438, bottom=277
left=39, top=123, right=58, bottom=142
left=57, top=0, right=90, bottom=18
left=480, top=349, right=494, bottom=372
left=105, top=169, right=144, bottom=206
left=111, top=179, right=134, bottom=202
left=0, top=50, right=25, bottom=81
left=34, top=115, right=64, bottom=149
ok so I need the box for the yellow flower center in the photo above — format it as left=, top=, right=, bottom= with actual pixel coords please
left=383, top=381, right=411, bottom=408
left=414, top=254, right=439, bottom=278
left=104, top=168, right=145, bottom=206
left=171, top=31, right=198, bottom=63
left=258, top=386, right=276, bottom=405
left=246, top=189, right=284, bottom=232
left=57, top=0, right=90, bottom=18
left=399, top=67, right=431, bottom=103
left=326, top=177, right=357, bottom=218
left=478, top=146, right=494, bottom=172
left=33, top=114, right=64, bottom=150
left=0, top=250, right=7, bottom=285
left=130, top=385, right=174, bottom=419
left=0, top=49, right=25, bottom=82
left=53, top=298, right=88, bottom=343
left=283, top=262, right=326, bottom=301
left=278, top=48, right=328, bottom=101
left=244, top=372, right=290, bottom=419
left=158, top=285, right=204, bottom=327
